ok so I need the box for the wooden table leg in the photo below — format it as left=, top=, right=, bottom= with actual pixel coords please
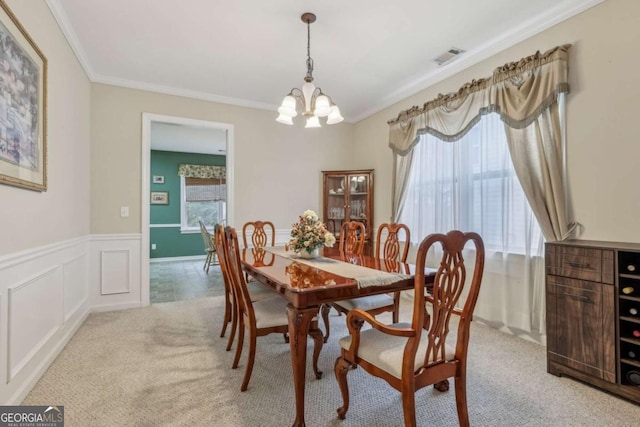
left=287, top=304, right=317, bottom=427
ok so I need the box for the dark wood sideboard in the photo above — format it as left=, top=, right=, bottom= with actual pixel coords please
left=546, top=240, right=640, bottom=404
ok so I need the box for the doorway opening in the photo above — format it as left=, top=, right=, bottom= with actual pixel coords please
left=141, top=113, right=234, bottom=305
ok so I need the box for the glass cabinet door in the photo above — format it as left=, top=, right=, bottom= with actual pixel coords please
left=324, top=174, right=347, bottom=236
left=347, top=173, right=369, bottom=220
left=322, top=170, right=373, bottom=248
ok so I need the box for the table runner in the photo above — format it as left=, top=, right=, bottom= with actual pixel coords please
left=265, top=246, right=412, bottom=289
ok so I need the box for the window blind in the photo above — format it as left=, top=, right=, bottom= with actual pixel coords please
left=185, top=177, right=226, bottom=202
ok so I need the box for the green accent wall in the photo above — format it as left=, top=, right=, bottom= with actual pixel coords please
left=150, top=150, right=225, bottom=259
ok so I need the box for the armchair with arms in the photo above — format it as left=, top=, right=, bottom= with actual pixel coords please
left=334, top=230, right=485, bottom=427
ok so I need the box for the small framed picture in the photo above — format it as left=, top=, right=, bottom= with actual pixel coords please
left=152, top=175, right=165, bottom=184
left=150, top=191, right=169, bottom=205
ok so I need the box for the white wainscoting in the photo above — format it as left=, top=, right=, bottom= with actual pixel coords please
left=235, top=229, right=293, bottom=248
left=0, top=237, right=90, bottom=404
left=90, top=234, right=142, bottom=312
left=275, top=229, right=290, bottom=246
left=0, top=229, right=290, bottom=404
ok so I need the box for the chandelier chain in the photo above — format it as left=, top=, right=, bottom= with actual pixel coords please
left=305, top=19, right=314, bottom=81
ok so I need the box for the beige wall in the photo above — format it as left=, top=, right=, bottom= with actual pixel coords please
left=354, top=0, right=640, bottom=244
left=90, top=84, right=354, bottom=233
left=6, top=0, right=635, bottom=254
left=0, top=1, right=91, bottom=256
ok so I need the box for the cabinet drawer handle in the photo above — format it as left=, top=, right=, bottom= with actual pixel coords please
left=566, top=262, right=590, bottom=269
left=562, top=292, right=590, bottom=302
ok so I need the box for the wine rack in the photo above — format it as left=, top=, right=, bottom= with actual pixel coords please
left=545, top=240, right=640, bottom=405
left=618, top=250, right=640, bottom=387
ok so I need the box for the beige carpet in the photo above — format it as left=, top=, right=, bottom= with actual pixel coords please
left=23, top=296, right=639, bottom=426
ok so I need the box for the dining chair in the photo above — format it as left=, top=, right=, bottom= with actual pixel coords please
left=321, top=222, right=410, bottom=343
left=198, top=220, right=218, bottom=273
left=213, top=224, right=275, bottom=351
left=242, top=220, right=276, bottom=249
left=338, top=221, right=366, bottom=254
left=334, top=230, right=485, bottom=427
left=241, top=220, right=276, bottom=283
left=221, top=225, right=324, bottom=391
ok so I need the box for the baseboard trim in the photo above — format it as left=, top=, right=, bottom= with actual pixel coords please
left=150, top=255, right=207, bottom=263
left=91, top=301, right=144, bottom=313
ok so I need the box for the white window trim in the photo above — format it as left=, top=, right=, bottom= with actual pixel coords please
left=179, top=176, right=199, bottom=233
left=180, top=175, right=227, bottom=233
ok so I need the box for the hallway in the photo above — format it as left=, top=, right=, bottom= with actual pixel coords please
left=149, top=259, right=225, bottom=303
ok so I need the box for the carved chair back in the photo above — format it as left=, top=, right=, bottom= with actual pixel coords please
left=339, top=221, right=366, bottom=254
left=410, top=230, right=485, bottom=378
left=375, top=222, right=411, bottom=262
left=242, top=221, right=275, bottom=249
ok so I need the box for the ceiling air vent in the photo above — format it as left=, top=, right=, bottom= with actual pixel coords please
left=433, top=47, right=465, bottom=66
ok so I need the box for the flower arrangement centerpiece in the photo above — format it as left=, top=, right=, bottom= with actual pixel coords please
left=287, top=210, right=336, bottom=259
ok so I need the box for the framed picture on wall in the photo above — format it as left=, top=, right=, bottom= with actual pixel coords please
left=152, top=175, right=164, bottom=184
left=0, top=1, right=48, bottom=191
left=150, top=191, right=169, bottom=205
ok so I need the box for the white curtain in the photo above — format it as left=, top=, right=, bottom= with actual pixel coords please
left=399, top=113, right=546, bottom=338
left=388, top=45, right=576, bottom=341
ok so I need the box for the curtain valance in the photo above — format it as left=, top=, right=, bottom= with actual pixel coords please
left=388, top=44, right=571, bottom=155
left=177, top=164, right=226, bottom=179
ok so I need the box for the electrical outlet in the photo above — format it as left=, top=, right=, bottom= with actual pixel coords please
left=151, top=244, right=157, bottom=250
left=120, top=206, right=129, bottom=217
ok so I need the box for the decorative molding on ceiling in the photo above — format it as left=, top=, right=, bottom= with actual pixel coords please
left=350, top=0, right=605, bottom=122
left=46, top=0, right=604, bottom=124
left=45, top=0, right=96, bottom=80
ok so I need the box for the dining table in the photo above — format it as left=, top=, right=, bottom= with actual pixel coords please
left=241, top=246, right=434, bottom=427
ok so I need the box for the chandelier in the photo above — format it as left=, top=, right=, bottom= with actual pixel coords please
left=276, top=12, right=344, bottom=128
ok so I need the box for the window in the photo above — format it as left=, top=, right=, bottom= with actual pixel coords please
left=180, top=176, right=226, bottom=232
left=398, top=113, right=543, bottom=254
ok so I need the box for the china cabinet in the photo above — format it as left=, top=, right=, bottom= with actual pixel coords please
left=321, top=169, right=373, bottom=254
left=546, top=239, right=640, bottom=404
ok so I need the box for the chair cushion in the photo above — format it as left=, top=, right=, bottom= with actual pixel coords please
left=334, top=294, right=394, bottom=312
left=338, top=322, right=455, bottom=379
left=247, top=282, right=274, bottom=301
left=252, top=297, right=290, bottom=329
left=251, top=297, right=318, bottom=329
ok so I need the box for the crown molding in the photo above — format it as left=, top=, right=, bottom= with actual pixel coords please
left=46, top=0, right=604, bottom=124
left=350, top=0, right=606, bottom=123
left=91, top=73, right=278, bottom=112
left=45, top=0, right=96, bottom=80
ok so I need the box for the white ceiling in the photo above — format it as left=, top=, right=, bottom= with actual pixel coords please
left=150, top=122, right=227, bottom=155
left=47, top=0, right=601, bottom=124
